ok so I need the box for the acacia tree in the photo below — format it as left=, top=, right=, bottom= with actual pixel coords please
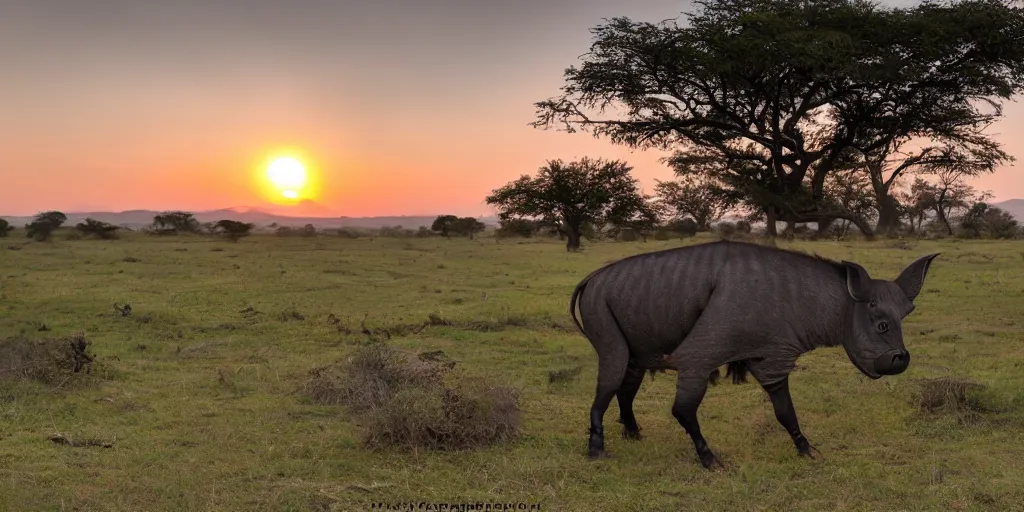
left=430, top=215, right=459, bottom=237
left=821, top=169, right=877, bottom=238
left=25, top=211, right=67, bottom=241
left=654, top=175, right=734, bottom=231
left=75, top=218, right=120, bottom=240
left=532, top=0, right=1024, bottom=238
left=912, top=168, right=990, bottom=235
left=485, top=158, right=653, bottom=251
left=153, top=211, right=199, bottom=234
left=850, top=133, right=1012, bottom=236
left=213, top=220, right=254, bottom=242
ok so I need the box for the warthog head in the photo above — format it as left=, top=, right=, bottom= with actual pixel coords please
left=840, top=253, right=940, bottom=379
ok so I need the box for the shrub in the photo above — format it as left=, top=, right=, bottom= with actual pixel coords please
left=0, top=334, right=95, bottom=386
left=301, top=343, right=521, bottom=451
left=213, top=220, right=254, bottom=242
left=715, top=221, right=737, bottom=237
left=665, top=218, right=698, bottom=237
left=25, top=211, right=67, bottom=241
left=735, top=220, right=752, bottom=234
left=75, top=218, right=120, bottom=239
left=911, top=377, right=988, bottom=426
left=363, top=379, right=521, bottom=451
left=0, top=218, right=12, bottom=237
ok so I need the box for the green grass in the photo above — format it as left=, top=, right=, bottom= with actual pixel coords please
left=2, top=232, right=1024, bottom=511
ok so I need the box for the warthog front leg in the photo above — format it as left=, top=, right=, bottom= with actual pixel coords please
left=762, top=377, right=819, bottom=459
left=672, top=373, right=723, bottom=470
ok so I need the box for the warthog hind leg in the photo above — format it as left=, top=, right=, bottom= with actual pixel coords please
left=616, top=363, right=646, bottom=440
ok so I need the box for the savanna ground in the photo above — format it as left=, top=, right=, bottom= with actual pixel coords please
left=2, top=231, right=1024, bottom=511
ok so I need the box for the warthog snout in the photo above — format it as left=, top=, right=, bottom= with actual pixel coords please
left=874, top=349, right=910, bottom=375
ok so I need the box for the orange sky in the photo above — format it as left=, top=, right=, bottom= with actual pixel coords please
left=1, top=0, right=1021, bottom=218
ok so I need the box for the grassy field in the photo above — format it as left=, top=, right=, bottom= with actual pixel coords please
left=2, top=232, right=1024, bottom=511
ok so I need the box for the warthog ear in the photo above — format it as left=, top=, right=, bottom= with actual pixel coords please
left=841, top=261, right=872, bottom=302
left=895, top=253, right=940, bottom=301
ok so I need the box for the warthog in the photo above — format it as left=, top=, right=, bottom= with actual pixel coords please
left=570, top=240, right=939, bottom=468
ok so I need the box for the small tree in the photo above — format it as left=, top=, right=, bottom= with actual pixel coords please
left=213, top=220, right=254, bottom=242
left=665, top=218, right=699, bottom=238
left=0, top=218, right=12, bottom=237
left=655, top=176, right=734, bottom=232
left=496, top=218, right=539, bottom=238
left=430, top=215, right=459, bottom=238
left=152, top=211, right=200, bottom=234
left=486, top=158, right=652, bottom=251
left=452, top=217, right=486, bottom=239
left=25, top=211, right=67, bottom=241
left=75, top=218, right=120, bottom=240
left=960, top=203, right=1019, bottom=239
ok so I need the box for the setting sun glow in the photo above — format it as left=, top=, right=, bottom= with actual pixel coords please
left=266, top=156, right=307, bottom=199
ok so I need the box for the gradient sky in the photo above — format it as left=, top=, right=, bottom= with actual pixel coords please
left=2, top=0, right=1021, bottom=217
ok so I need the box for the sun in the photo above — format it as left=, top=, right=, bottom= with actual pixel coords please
left=266, top=156, right=307, bottom=199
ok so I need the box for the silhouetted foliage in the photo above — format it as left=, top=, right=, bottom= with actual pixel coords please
left=664, top=218, right=699, bottom=238
left=0, top=218, right=12, bottom=237
left=25, top=211, right=67, bottom=241
left=532, top=0, right=1024, bottom=238
left=431, top=215, right=459, bottom=237
left=213, top=220, right=254, bottom=242
left=452, top=217, right=487, bottom=239
left=75, top=218, right=120, bottom=239
left=495, top=218, right=542, bottom=238
left=275, top=224, right=317, bottom=237
left=912, top=168, right=990, bottom=235
left=486, top=158, right=654, bottom=251
left=960, top=203, right=1019, bottom=239
left=152, top=211, right=200, bottom=234
left=655, top=176, right=734, bottom=232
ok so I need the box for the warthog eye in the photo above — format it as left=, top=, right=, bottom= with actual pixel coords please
left=877, top=321, right=890, bottom=333
left=869, top=301, right=878, bottom=308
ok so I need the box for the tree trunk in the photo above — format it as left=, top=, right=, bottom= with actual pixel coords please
left=764, top=208, right=778, bottom=236
left=565, top=229, right=581, bottom=252
left=875, top=194, right=901, bottom=237
left=934, top=190, right=954, bottom=235
left=815, top=217, right=836, bottom=238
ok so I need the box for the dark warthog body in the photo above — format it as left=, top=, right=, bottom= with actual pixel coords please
left=571, top=240, right=939, bottom=468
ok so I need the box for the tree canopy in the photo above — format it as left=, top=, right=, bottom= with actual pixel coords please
left=75, top=218, right=121, bottom=240
left=25, top=211, right=67, bottom=241
left=485, top=158, right=655, bottom=251
left=213, top=220, right=254, bottom=242
left=532, top=0, right=1024, bottom=237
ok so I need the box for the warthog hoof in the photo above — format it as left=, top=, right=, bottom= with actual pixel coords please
left=698, top=451, right=724, bottom=471
left=588, top=448, right=612, bottom=460
left=798, top=444, right=821, bottom=459
left=622, top=428, right=643, bottom=440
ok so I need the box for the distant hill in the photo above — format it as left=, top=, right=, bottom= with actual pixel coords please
left=0, top=207, right=500, bottom=230
left=993, top=199, right=1024, bottom=221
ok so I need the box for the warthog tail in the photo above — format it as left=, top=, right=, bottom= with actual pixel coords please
left=569, top=264, right=616, bottom=337
left=708, top=361, right=750, bottom=386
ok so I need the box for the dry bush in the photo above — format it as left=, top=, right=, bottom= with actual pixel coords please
left=363, top=379, right=521, bottom=451
left=301, top=343, right=521, bottom=451
left=301, top=343, right=447, bottom=412
left=0, top=333, right=95, bottom=386
left=912, top=377, right=988, bottom=426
